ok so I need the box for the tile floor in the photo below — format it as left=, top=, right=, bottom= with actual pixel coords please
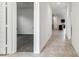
left=2, top=30, right=78, bottom=57
left=40, top=30, right=78, bottom=57
left=17, top=34, right=33, bottom=52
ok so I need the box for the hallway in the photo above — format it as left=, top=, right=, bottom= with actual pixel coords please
left=41, top=30, right=78, bottom=57
left=6, top=30, right=78, bottom=57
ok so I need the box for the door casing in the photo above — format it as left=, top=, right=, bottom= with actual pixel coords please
left=7, top=2, right=40, bottom=54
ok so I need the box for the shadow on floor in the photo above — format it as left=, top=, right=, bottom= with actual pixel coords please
left=17, top=34, right=33, bottom=52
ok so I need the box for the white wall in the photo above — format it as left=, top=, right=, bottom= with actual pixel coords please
left=40, top=2, right=52, bottom=51
left=66, top=3, right=72, bottom=40
left=71, top=2, right=79, bottom=56
left=17, top=8, right=34, bottom=34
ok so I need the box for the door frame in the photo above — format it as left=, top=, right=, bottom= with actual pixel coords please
left=7, top=2, right=17, bottom=54
left=7, top=2, right=40, bottom=54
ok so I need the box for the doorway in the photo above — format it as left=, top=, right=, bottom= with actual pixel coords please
left=17, top=2, right=34, bottom=52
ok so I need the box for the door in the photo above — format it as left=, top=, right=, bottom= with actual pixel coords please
left=0, top=2, right=6, bottom=54
left=7, top=2, right=17, bottom=54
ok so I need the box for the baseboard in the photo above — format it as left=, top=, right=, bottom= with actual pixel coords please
left=71, top=42, right=79, bottom=56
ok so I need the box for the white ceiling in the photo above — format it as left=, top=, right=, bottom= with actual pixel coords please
left=17, top=2, right=34, bottom=9
left=50, top=2, right=68, bottom=19
left=50, top=2, right=68, bottom=9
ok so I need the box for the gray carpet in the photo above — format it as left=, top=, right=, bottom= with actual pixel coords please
left=17, top=34, right=33, bottom=52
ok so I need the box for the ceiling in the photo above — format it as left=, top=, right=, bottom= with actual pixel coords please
left=17, top=2, right=34, bottom=9
left=50, top=2, right=68, bottom=9
left=50, top=2, right=69, bottom=19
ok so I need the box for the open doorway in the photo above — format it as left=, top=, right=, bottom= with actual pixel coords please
left=17, top=2, right=34, bottom=52
left=52, top=15, right=66, bottom=40
left=51, top=2, right=67, bottom=40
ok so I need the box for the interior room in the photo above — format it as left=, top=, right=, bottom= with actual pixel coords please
left=0, top=2, right=78, bottom=57
left=17, top=2, right=34, bottom=52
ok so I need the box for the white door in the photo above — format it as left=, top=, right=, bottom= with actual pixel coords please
left=0, top=2, right=6, bottom=54
left=7, top=2, right=17, bottom=54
